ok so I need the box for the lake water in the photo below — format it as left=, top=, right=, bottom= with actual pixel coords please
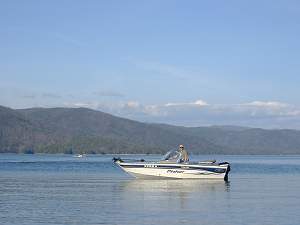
left=1, top=154, right=300, bottom=225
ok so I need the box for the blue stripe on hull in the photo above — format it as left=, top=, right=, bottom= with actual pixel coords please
left=120, top=164, right=227, bottom=174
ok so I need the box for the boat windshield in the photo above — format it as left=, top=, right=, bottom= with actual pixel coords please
left=161, top=149, right=182, bottom=162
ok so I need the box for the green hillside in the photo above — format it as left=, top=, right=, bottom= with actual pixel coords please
left=1, top=105, right=300, bottom=154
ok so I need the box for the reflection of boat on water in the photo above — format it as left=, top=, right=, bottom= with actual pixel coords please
left=113, top=148, right=230, bottom=180
left=119, top=179, right=230, bottom=210
left=122, top=179, right=230, bottom=193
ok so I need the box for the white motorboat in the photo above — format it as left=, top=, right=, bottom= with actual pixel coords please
left=113, top=149, right=230, bottom=180
left=73, top=154, right=86, bottom=158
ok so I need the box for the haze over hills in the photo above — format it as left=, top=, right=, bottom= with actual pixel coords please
left=1, top=105, right=300, bottom=154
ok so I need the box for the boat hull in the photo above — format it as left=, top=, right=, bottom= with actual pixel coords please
left=115, top=161, right=230, bottom=180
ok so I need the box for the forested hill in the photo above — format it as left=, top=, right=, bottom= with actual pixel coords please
left=1, top=105, right=300, bottom=154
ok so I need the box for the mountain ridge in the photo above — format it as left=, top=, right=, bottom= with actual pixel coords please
left=1, top=105, right=300, bottom=154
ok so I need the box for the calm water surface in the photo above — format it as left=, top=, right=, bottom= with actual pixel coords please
left=1, top=154, right=300, bottom=225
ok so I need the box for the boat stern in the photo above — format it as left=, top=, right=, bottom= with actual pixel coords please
left=219, top=162, right=230, bottom=181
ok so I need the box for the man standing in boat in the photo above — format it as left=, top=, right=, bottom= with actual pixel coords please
left=179, top=144, right=189, bottom=162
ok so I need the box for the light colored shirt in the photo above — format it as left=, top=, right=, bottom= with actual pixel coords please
left=179, top=149, right=189, bottom=162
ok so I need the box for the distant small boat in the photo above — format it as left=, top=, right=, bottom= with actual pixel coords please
left=74, top=154, right=86, bottom=158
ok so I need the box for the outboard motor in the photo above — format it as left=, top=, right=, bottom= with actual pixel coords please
left=112, top=157, right=123, bottom=163
left=222, top=162, right=231, bottom=181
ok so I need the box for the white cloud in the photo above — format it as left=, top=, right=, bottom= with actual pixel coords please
left=286, top=110, right=300, bottom=116
left=143, top=105, right=163, bottom=116
left=194, top=100, right=209, bottom=106
left=242, top=101, right=288, bottom=108
left=165, top=99, right=208, bottom=107
left=232, top=101, right=298, bottom=117
left=62, top=99, right=300, bottom=129
left=125, top=101, right=140, bottom=108
left=64, top=102, right=98, bottom=108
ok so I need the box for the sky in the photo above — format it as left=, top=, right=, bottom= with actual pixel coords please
left=1, top=0, right=300, bottom=129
